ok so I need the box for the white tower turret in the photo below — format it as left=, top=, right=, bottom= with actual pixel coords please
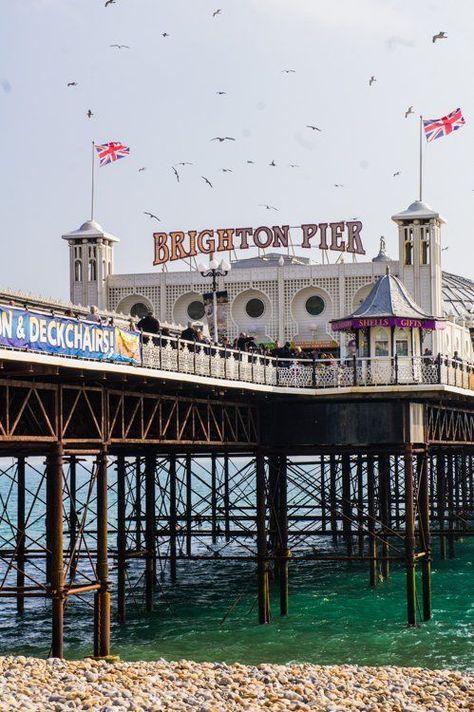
left=392, top=200, right=445, bottom=353
left=62, top=219, right=119, bottom=310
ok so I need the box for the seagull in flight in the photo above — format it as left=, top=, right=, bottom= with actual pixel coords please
left=212, top=9, right=222, bottom=17
left=105, top=0, right=116, bottom=6
left=369, top=76, right=376, bottom=86
left=202, top=176, right=213, bottom=188
left=138, top=167, right=147, bottom=172
left=144, top=212, right=160, bottom=221
left=306, top=125, right=321, bottom=131
left=259, top=204, right=278, bottom=211
left=211, top=136, right=235, bottom=142
left=334, top=183, right=344, bottom=188
left=281, top=69, right=296, bottom=73
left=405, top=106, right=414, bottom=118
left=110, top=44, right=130, bottom=49
left=393, top=171, right=401, bottom=177
left=67, top=81, right=78, bottom=87
left=161, top=32, right=170, bottom=38
left=172, top=166, right=180, bottom=182
left=87, top=109, right=94, bottom=118
left=216, top=91, right=227, bottom=95
left=246, top=160, right=255, bottom=164
left=269, top=160, right=276, bottom=167
left=432, top=31, right=447, bottom=43
left=289, top=164, right=299, bottom=168
left=221, top=168, right=232, bottom=173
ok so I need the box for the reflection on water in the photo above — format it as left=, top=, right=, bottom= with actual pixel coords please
left=1, top=537, right=473, bottom=671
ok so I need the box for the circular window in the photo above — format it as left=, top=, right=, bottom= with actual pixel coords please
left=305, top=295, right=325, bottom=316
left=245, top=298, right=265, bottom=318
left=130, top=302, right=149, bottom=318
left=187, top=300, right=205, bottom=320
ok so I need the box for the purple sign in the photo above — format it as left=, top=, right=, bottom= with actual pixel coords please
left=331, top=317, right=445, bottom=332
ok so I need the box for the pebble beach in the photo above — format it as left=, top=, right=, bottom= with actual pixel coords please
left=0, top=657, right=472, bottom=711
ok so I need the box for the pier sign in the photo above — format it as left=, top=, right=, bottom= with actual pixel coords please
left=153, top=221, right=365, bottom=265
left=0, top=306, right=141, bottom=364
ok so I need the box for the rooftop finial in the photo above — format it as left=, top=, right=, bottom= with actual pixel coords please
left=385, top=265, right=391, bottom=275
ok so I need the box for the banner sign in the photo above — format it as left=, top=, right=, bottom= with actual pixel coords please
left=202, top=290, right=229, bottom=339
left=0, top=306, right=141, bottom=364
left=154, top=221, right=365, bottom=265
left=331, top=316, right=445, bottom=331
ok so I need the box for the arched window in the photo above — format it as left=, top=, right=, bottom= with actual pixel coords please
left=404, top=227, right=414, bottom=266
left=88, top=259, right=97, bottom=281
left=130, top=302, right=149, bottom=318
left=421, top=226, right=430, bottom=265
left=74, top=259, right=82, bottom=282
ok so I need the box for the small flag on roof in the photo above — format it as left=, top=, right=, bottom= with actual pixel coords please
left=95, top=141, right=130, bottom=166
left=423, top=108, right=465, bottom=142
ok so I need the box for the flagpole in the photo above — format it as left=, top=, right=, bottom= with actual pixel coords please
left=91, top=140, right=95, bottom=221
left=419, top=115, right=423, bottom=202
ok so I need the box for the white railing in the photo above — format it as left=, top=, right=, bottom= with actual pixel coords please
left=139, top=332, right=474, bottom=392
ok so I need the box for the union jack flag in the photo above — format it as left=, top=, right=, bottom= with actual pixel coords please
left=423, top=108, right=465, bottom=142
left=95, top=141, right=130, bottom=166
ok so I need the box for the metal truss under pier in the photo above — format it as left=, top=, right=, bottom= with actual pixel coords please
left=0, top=362, right=473, bottom=658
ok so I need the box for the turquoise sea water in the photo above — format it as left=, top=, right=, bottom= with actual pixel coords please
left=2, top=538, right=473, bottom=671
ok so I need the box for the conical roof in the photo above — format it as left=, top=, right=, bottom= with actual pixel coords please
left=331, top=268, right=444, bottom=331
left=352, top=269, right=431, bottom=320
left=391, top=200, right=445, bottom=223
left=61, top=219, right=119, bottom=242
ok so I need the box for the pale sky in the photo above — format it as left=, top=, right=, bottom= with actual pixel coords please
left=1, top=0, right=474, bottom=300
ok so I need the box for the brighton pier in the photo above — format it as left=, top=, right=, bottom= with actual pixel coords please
left=0, top=197, right=473, bottom=660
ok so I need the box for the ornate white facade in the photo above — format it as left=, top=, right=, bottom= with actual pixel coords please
left=62, top=200, right=474, bottom=360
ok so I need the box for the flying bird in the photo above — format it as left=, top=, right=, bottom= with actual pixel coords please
left=67, top=81, right=78, bottom=87
left=432, top=31, right=447, bottom=43
left=216, top=91, right=227, bottom=95
left=393, top=171, right=401, bottom=177
left=144, top=212, right=160, bottom=221
left=177, top=162, right=193, bottom=166
left=138, top=167, right=147, bottom=172
left=87, top=109, right=93, bottom=118
left=172, top=166, right=180, bottom=182
left=404, top=106, right=414, bottom=118
left=334, top=183, right=344, bottom=188
left=246, top=160, right=255, bottom=164
left=289, top=164, right=299, bottom=168
left=110, top=44, right=130, bottom=49
left=369, top=76, right=376, bottom=86
left=269, top=160, right=276, bottom=167
left=306, top=125, right=321, bottom=131
left=259, top=204, right=278, bottom=211
left=161, top=32, right=169, bottom=38
left=105, top=0, right=115, bottom=6
left=212, top=9, right=222, bottom=17
left=202, top=176, right=213, bottom=188
left=281, top=69, right=296, bottom=73
left=211, top=136, right=235, bottom=142
left=221, top=168, right=232, bottom=173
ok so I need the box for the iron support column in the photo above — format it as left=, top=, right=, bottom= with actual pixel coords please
left=256, top=450, right=270, bottom=624
left=117, top=454, right=126, bottom=624
left=49, top=445, right=64, bottom=658
left=94, top=449, right=110, bottom=658
left=419, top=450, right=431, bottom=621
left=404, top=443, right=417, bottom=626
left=16, top=456, right=25, bottom=615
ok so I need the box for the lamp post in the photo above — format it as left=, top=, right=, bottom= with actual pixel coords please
left=198, top=257, right=231, bottom=343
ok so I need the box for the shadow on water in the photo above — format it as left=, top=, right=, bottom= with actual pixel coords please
left=2, top=537, right=472, bottom=671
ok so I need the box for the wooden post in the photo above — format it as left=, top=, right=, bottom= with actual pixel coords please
left=145, top=453, right=156, bottom=612
left=169, top=454, right=177, bottom=582
left=16, top=456, right=25, bottom=615
left=117, top=454, right=126, bottom=624
left=404, top=443, right=417, bottom=626
left=94, top=449, right=110, bottom=658
left=223, top=453, right=230, bottom=543
left=342, top=454, right=352, bottom=557
left=186, top=454, right=193, bottom=556
left=256, top=450, right=270, bottom=624
left=437, top=453, right=446, bottom=559
left=418, top=450, right=431, bottom=621
left=211, top=453, right=218, bottom=545
left=278, top=455, right=289, bottom=616
left=49, top=445, right=65, bottom=658
left=367, top=454, right=377, bottom=587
